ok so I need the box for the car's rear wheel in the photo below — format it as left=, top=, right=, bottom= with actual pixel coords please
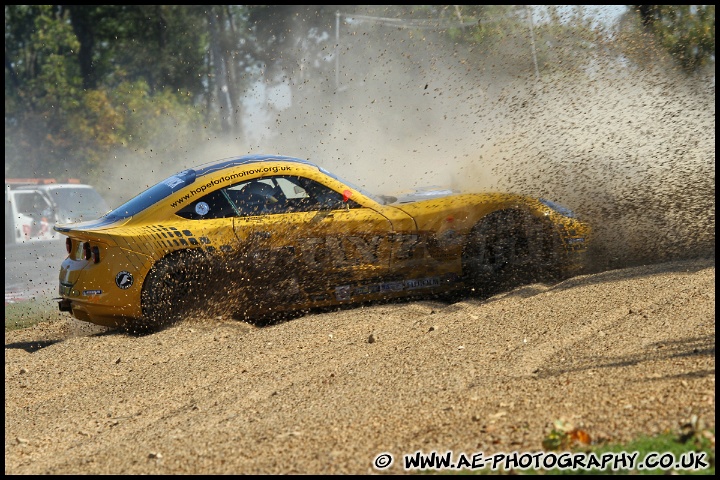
left=136, top=250, right=209, bottom=332
left=462, top=208, right=561, bottom=297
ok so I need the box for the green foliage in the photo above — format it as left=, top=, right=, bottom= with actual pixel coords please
left=634, top=5, right=716, bottom=72
left=533, top=416, right=715, bottom=475
left=95, top=6, right=209, bottom=93
left=5, top=5, right=210, bottom=181
left=5, top=5, right=84, bottom=177
left=536, top=430, right=715, bottom=475
left=4, top=295, right=62, bottom=331
left=447, top=422, right=715, bottom=475
left=62, top=80, right=204, bottom=174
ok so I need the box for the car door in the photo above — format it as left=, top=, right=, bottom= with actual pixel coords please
left=230, top=175, right=394, bottom=303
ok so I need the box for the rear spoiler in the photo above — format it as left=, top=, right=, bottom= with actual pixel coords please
left=53, top=216, right=123, bottom=233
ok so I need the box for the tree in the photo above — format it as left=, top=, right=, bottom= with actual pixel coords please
left=5, top=6, right=216, bottom=179
left=633, top=5, right=715, bottom=72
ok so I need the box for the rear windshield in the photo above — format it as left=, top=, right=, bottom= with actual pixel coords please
left=105, top=169, right=197, bottom=221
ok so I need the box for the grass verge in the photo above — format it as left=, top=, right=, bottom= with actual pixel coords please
left=4, top=294, right=63, bottom=331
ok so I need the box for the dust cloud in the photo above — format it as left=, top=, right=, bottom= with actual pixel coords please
left=257, top=13, right=715, bottom=273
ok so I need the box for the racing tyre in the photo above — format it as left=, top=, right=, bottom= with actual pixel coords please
left=137, top=250, right=209, bottom=332
left=462, top=208, right=561, bottom=297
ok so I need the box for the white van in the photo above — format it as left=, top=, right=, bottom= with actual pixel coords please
left=5, top=179, right=110, bottom=245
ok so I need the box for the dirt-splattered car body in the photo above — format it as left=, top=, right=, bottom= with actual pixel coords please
left=54, top=154, right=590, bottom=330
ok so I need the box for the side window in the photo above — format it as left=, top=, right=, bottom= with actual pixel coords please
left=175, top=176, right=362, bottom=220
left=300, top=179, right=352, bottom=211
left=15, top=192, right=52, bottom=217
left=284, top=176, right=363, bottom=212
left=276, top=177, right=309, bottom=200
left=176, top=190, right=236, bottom=219
left=225, top=179, right=283, bottom=216
left=229, top=176, right=362, bottom=215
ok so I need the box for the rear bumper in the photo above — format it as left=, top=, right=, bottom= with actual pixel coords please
left=56, top=296, right=138, bottom=327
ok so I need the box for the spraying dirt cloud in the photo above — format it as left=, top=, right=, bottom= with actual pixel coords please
left=257, top=15, right=715, bottom=273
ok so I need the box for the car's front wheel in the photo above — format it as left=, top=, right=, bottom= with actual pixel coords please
left=462, top=208, right=561, bottom=297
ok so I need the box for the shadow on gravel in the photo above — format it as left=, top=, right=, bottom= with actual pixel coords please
left=4, top=326, right=117, bottom=349
left=4, top=340, right=60, bottom=353
left=550, top=256, right=715, bottom=293
left=536, top=334, right=716, bottom=380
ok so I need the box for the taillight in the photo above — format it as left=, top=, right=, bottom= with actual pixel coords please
left=83, top=242, right=92, bottom=260
left=66, top=238, right=72, bottom=254
left=91, top=246, right=100, bottom=264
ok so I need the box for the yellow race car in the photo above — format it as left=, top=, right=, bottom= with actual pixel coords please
left=55, top=155, right=590, bottom=331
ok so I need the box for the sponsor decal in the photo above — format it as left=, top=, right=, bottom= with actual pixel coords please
left=404, top=277, right=441, bottom=290
left=335, top=285, right=352, bottom=301
left=195, top=201, right=210, bottom=215
left=316, top=273, right=461, bottom=304
left=296, top=233, right=424, bottom=268
left=353, top=284, right=382, bottom=295
left=351, top=274, right=457, bottom=298
left=115, top=271, right=134, bottom=289
left=380, top=281, right=404, bottom=292
left=170, top=165, right=294, bottom=208
left=391, top=234, right=422, bottom=260
left=164, top=176, right=184, bottom=188
left=82, top=289, right=102, bottom=296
